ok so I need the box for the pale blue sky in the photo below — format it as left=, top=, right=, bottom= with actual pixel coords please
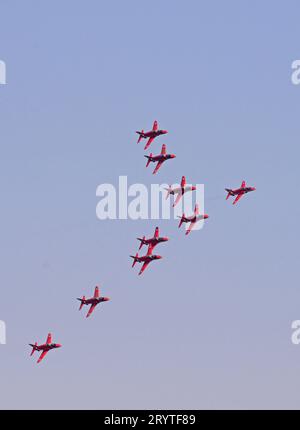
left=1, top=0, right=300, bottom=409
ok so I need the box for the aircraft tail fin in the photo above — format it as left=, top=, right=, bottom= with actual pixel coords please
left=145, top=154, right=152, bottom=167
left=77, top=296, right=86, bottom=311
left=137, top=236, right=145, bottom=250
left=130, top=253, right=139, bottom=267
left=29, top=342, right=37, bottom=356
left=136, top=130, right=144, bottom=144
left=178, top=214, right=185, bottom=229
left=165, top=186, right=172, bottom=200
left=225, top=188, right=232, bottom=200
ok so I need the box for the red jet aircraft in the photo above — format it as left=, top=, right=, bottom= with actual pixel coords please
left=130, top=246, right=162, bottom=275
left=137, top=226, right=169, bottom=251
left=136, top=120, right=168, bottom=150
left=77, top=286, right=110, bottom=318
left=144, top=144, right=176, bottom=174
left=178, top=204, right=209, bottom=235
left=165, top=176, right=197, bottom=207
left=225, top=180, right=256, bottom=205
left=29, top=333, right=62, bottom=364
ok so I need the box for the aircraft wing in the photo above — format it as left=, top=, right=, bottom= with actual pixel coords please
left=173, top=192, right=183, bottom=207
left=86, top=304, right=97, bottom=318
left=139, top=261, right=150, bottom=276
left=46, top=333, right=52, bottom=344
left=185, top=221, right=196, bottom=235
left=161, top=144, right=166, bottom=155
left=37, top=350, right=49, bottom=364
left=153, top=161, right=163, bottom=174
left=233, top=193, right=244, bottom=205
left=144, top=136, right=154, bottom=150
left=152, top=120, right=158, bottom=131
left=94, top=286, right=100, bottom=298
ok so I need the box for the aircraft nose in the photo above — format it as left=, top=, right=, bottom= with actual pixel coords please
left=56, top=344, right=62, bottom=348
left=157, top=255, right=162, bottom=259
left=192, top=186, right=197, bottom=191
left=204, top=214, right=209, bottom=219
left=171, top=154, right=176, bottom=158
left=104, top=297, right=110, bottom=301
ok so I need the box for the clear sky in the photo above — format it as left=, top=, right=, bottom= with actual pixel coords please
left=1, top=0, right=300, bottom=409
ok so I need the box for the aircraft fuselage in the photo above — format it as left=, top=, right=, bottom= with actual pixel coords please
left=82, top=297, right=109, bottom=305
left=170, top=185, right=196, bottom=195
left=227, top=187, right=255, bottom=196
left=143, top=237, right=168, bottom=246
left=148, top=154, right=174, bottom=162
left=140, top=129, right=167, bottom=138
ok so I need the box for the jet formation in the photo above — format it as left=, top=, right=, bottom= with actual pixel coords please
left=130, top=226, right=168, bottom=275
left=29, top=120, right=256, bottom=364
